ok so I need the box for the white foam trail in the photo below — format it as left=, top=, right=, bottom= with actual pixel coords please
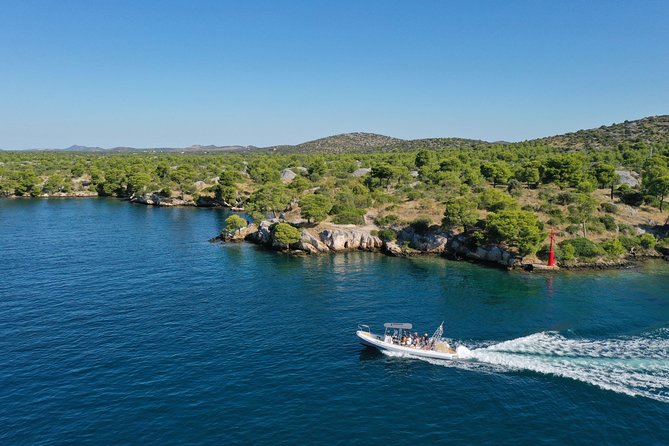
left=394, top=330, right=669, bottom=403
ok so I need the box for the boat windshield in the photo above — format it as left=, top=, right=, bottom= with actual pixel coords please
left=383, top=324, right=433, bottom=350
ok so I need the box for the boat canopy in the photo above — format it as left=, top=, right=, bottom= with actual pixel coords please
left=384, top=322, right=413, bottom=329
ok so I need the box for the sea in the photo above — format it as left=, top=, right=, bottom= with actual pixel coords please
left=1, top=198, right=668, bottom=445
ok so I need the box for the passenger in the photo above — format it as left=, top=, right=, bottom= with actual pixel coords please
left=406, top=335, right=412, bottom=347
left=401, top=334, right=407, bottom=346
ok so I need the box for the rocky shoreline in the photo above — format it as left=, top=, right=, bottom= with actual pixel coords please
left=212, top=220, right=666, bottom=271
left=4, top=195, right=664, bottom=271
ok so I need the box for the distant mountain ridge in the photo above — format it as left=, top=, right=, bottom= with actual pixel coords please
left=4, top=115, right=668, bottom=153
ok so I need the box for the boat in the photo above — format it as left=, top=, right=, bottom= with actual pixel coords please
left=356, top=322, right=469, bottom=360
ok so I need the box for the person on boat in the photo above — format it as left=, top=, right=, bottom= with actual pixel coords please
left=401, top=334, right=407, bottom=346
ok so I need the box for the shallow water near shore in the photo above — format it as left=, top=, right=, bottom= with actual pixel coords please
left=1, top=199, right=668, bottom=445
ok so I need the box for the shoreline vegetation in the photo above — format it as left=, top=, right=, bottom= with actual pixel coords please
left=2, top=116, right=669, bottom=271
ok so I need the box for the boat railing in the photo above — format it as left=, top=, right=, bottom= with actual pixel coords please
left=357, top=324, right=370, bottom=333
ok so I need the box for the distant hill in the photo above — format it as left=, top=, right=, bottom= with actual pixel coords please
left=535, top=115, right=669, bottom=148
left=64, top=145, right=105, bottom=152
left=5, top=115, right=667, bottom=153
left=55, top=144, right=257, bottom=153
left=264, top=132, right=490, bottom=153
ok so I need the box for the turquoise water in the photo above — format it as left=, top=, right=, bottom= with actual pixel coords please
left=1, top=198, right=668, bottom=445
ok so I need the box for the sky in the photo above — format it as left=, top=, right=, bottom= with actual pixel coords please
left=1, top=0, right=668, bottom=149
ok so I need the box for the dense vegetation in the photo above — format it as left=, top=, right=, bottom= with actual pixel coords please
left=2, top=116, right=669, bottom=263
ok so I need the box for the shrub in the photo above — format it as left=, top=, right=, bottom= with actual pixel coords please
left=577, top=181, right=597, bottom=193
left=547, top=217, right=564, bottom=226
left=565, top=225, right=581, bottom=235
left=406, top=190, right=423, bottom=201
left=537, top=243, right=563, bottom=261
left=559, top=237, right=604, bottom=258
left=538, top=189, right=555, bottom=202
left=332, top=207, right=366, bottom=225
left=599, top=215, right=617, bottom=231
left=375, top=214, right=399, bottom=227
left=545, top=206, right=563, bottom=217
left=377, top=229, right=397, bottom=242
left=562, top=243, right=576, bottom=261
left=618, top=224, right=634, bottom=236
left=619, top=190, right=643, bottom=206
left=554, top=192, right=576, bottom=205
left=639, top=233, right=656, bottom=249
left=618, top=236, right=639, bottom=251
left=643, top=195, right=661, bottom=208
left=587, top=221, right=607, bottom=235
left=470, top=230, right=487, bottom=248
left=600, top=202, right=617, bottom=213
left=410, top=217, right=432, bottom=235
left=600, top=238, right=626, bottom=256
left=657, top=238, right=669, bottom=251
left=273, top=223, right=302, bottom=247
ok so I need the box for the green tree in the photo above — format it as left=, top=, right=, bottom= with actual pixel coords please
left=415, top=150, right=435, bottom=169
left=647, top=174, right=669, bottom=211
left=516, top=160, right=541, bottom=188
left=442, top=196, right=478, bottom=232
left=273, top=223, right=301, bottom=247
left=480, top=161, right=512, bottom=188
left=306, top=158, right=327, bottom=180
left=299, top=194, right=333, bottom=223
left=594, top=163, right=619, bottom=199
left=222, top=214, right=247, bottom=236
left=485, top=209, right=545, bottom=256
left=43, top=174, right=69, bottom=193
left=567, top=194, right=597, bottom=237
left=541, top=154, right=586, bottom=187
left=213, top=184, right=238, bottom=205
left=370, top=163, right=396, bottom=188
left=247, top=183, right=292, bottom=217
left=478, top=188, right=518, bottom=212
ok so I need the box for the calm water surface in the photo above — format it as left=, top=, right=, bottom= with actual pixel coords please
left=1, top=199, right=668, bottom=445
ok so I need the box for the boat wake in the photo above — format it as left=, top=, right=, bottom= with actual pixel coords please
left=383, top=329, right=669, bottom=403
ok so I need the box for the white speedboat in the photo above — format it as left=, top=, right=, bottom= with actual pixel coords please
left=356, top=322, right=469, bottom=360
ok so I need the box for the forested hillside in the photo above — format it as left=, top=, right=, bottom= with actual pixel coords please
left=1, top=116, right=669, bottom=264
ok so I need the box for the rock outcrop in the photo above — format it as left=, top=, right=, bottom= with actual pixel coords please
left=131, top=193, right=195, bottom=206
left=449, top=235, right=517, bottom=268
left=397, top=226, right=450, bottom=253
left=295, top=230, right=330, bottom=254
left=319, top=228, right=383, bottom=252
left=238, top=221, right=383, bottom=254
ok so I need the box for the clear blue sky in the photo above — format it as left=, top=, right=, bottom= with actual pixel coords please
left=1, top=0, right=668, bottom=149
